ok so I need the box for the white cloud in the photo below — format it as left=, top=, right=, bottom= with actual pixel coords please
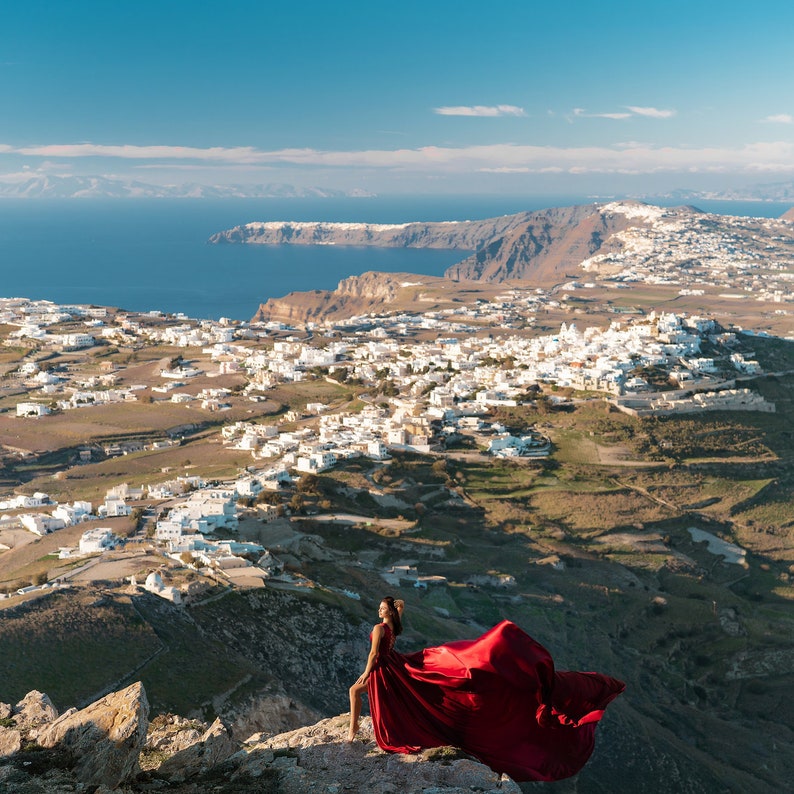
left=625, top=106, right=676, bottom=119
left=3, top=139, right=794, bottom=176
left=433, top=105, right=526, bottom=117
left=572, top=107, right=668, bottom=120
left=479, top=167, right=532, bottom=173
left=14, top=143, right=264, bottom=162
left=576, top=111, right=632, bottom=120
left=760, top=113, right=793, bottom=124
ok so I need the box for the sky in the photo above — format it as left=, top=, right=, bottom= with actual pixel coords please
left=1, top=0, right=794, bottom=196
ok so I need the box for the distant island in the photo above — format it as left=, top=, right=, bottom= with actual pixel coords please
left=649, top=180, right=794, bottom=202
left=0, top=174, right=375, bottom=199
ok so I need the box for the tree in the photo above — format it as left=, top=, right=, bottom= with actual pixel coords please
left=256, top=490, right=281, bottom=505
left=431, top=459, right=447, bottom=479
left=296, top=473, right=319, bottom=494
left=180, top=551, right=194, bottom=567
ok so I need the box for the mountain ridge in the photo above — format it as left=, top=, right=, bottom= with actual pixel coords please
left=0, top=174, right=375, bottom=199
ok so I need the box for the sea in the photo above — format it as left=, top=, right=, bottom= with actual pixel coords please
left=0, top=195, right=791, bottom=322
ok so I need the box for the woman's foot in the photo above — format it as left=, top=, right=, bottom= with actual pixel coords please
left=346, top=722, right=359, bottom=743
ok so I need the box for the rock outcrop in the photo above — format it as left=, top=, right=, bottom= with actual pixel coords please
left=0, top=726, right=22, bottom=759
left=156, top=716, right=237, bottom=781
left=251, top=270, right=513, bottom=326
left=0, top=684, right=526, bottom=793
left=241, top=715, right=522, bottom=794
left=252, top=271, right=442, bottom=325
left=11, top=690, right=59, bottom=731
left=34, top=681, right=149, bottom=788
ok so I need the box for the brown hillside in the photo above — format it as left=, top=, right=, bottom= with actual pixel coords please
left=446, top=203, right=636, bottom=285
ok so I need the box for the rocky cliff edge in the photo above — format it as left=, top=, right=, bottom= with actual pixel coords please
left=0, top=683, right=522, bottom=793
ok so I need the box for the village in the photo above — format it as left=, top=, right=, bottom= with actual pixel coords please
left=0, top=274, right=786, bottom=608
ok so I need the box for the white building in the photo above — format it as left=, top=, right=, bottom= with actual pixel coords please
left=143, top=571, right=182, bottom=604
left=155, top=519, right=187, bottom=541
left=16, top=402, right=50, bottom=418
left=20, top=514, right=66, bottom=536
left=366, top=440, right=390, bottom=460
left=52, top=501, right=93, bottom=525
left=79, top=527, right=116, bottom=554
left=98, top=498, right=132, bottom=518
left=296, top=451, right=337, bottom=473
left=235, top=477, right=263, bottom=497
left=57, top=332, right=95, bottom=349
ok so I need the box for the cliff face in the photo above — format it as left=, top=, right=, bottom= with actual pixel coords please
left=215, top=202, right=707, bottom=302
left=209, top=213, right=534, bottom=251
left=251, top=271, right=457, bottom=326
left=445, top=203, right=636, bottom=282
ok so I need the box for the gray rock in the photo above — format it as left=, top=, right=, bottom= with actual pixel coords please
left=244, top=714, right=523, bottom=794
left=145, top=713, right=206, bottom=755
left=12, top=690, right=58, bottom=728
left=157, top=716, right=237, bottom=781
left=35, top=681, right=149, bottom=788
left=0, top=702, right=11, bottom=720
left=0, top=725, right=22, bottom=758
left=440, top=758, right=501, bottom=789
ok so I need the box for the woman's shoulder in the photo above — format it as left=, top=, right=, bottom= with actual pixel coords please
left=372, top=622, right=389, bottom=633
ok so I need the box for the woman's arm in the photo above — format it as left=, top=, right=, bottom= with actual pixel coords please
left=355, top=624, right=385, bottom=685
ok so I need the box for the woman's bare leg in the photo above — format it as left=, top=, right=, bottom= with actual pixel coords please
left=348, top=681, right=366, bottom=742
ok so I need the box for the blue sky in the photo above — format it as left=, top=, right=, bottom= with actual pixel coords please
left=1, top=0, right=793, bottom=195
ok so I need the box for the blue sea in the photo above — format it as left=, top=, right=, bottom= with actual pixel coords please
left=0, top=195, right=791, bottom=321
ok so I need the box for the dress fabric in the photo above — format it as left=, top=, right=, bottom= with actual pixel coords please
left=366, top=620, right=624, bottom=782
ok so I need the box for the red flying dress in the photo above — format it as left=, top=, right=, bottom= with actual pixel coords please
left=367, top=620, right=624, bottom=782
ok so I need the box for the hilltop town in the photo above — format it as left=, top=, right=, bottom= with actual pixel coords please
left=0, top=267, right=787, bottom=601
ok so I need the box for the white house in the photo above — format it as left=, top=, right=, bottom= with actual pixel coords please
left=296, top=451, right=337, bottom=473
left=235, top=477, right=263, bottom=498
left=155, top=519, right=187, bottom=541
left=106, top=483, right=145, bottom=501
left=57, top=332, right=95, bottom=349
left=16, top=402, right=50, bottom=418
left=52, top=501, right=93, bottom=525
left=98, top=498, right=132, bottom=518
left=366, top=440, right=390, bottom=460
left=173, top=490, right=238, bottom=533
left=79, top=527, right=116, bottom=554
left=20, top=514, right=66, bottom=536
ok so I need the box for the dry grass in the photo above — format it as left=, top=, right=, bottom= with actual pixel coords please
left=0, top=517, right=135, bottom=588
left=0, top=590, right=163, bottom=708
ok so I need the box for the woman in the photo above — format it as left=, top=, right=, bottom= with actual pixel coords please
left=348, top=595, right=404, bottom=742
left=348, top=596, right=625, bottom=783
